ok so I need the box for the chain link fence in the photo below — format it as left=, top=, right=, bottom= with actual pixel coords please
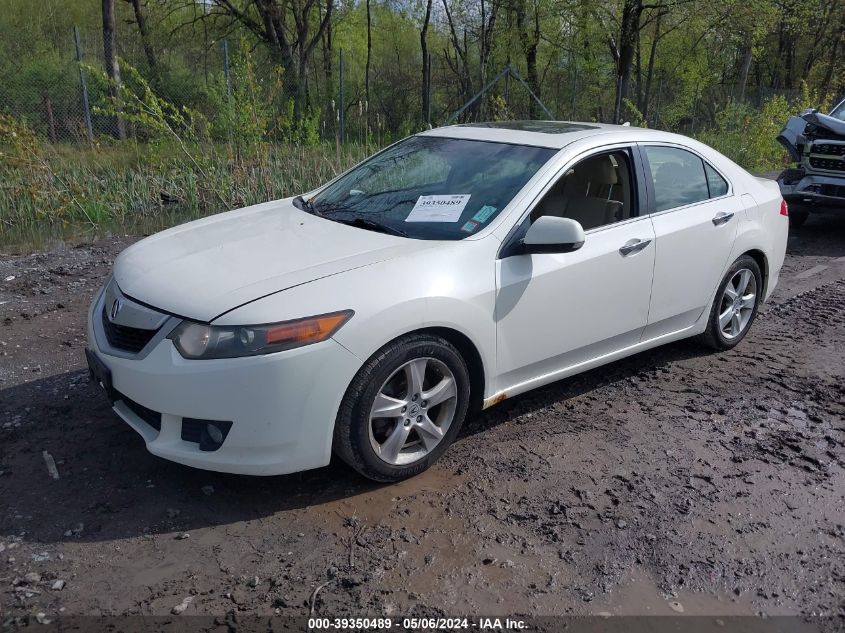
left=0, top=23, right=814, bottom=148
left=0, top=27, right=398, bottom=148
left=0, top=26, right=231, bottom=145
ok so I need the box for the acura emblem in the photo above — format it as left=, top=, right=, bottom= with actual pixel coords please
left=110, top=298, right=123, bottom=321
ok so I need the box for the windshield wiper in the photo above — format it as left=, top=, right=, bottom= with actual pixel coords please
left=292, top=195, right=321, bottom=216
left=336, top=217, right=408, bottom=237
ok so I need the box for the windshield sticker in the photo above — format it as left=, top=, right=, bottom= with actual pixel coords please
left=405, top=194, right=471, bottom=222
left=460, top=220, right=479, bottom=233
left=472, top=204, right=497, bottom=223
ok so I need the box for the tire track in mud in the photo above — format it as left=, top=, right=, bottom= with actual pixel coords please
left=427, top=278, right=845, bottom=615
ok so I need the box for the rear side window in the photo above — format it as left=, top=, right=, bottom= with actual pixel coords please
left=704, top=162, right=729, bottom=197
left=644, top=146, right=709, bottom=212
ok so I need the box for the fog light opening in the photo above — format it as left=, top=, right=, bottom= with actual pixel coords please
left=197, top=421, right=232, bottom=452
left=207, top=424, right=224, bottom=444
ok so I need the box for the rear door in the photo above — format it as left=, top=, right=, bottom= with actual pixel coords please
left=640, top=144, right=743, bottom=339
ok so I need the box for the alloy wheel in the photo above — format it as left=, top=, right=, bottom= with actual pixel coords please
left=718, top=268, right=757, bottom=340
left=368, top=357, right=458, bottom=465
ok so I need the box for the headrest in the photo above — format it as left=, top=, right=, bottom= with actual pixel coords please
left=577, top=156, right=618, bottom=185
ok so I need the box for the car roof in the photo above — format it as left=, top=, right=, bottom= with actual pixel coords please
left=419, top=120, right=677, bottom=149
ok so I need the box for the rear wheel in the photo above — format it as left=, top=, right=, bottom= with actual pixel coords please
left=333, top=333, right=470, bottom=482
left=697, top=255, right=762, bottom=351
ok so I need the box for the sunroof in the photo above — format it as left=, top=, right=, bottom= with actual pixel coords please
left=459, top=121, right=598, bottom=133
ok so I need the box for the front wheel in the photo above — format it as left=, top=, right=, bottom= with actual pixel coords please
left=333, top=333, right=471, bottom=482
left=697, top=255, right=762, bottom=351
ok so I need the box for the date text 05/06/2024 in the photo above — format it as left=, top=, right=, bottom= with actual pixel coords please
left=307, top=616, right=528, bottom=630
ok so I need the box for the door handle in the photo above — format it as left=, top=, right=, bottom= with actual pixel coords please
left=712, top=211, right=734, bottom=226
left=619, top=238, right=652, bottom=256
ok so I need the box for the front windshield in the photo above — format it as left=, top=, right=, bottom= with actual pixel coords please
left=831, top=99, right=845, bottom=121
left=310, top=136, right=556, bottom=240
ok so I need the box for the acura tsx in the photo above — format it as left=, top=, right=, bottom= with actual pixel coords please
left=86, top=121, right=788, bottom=481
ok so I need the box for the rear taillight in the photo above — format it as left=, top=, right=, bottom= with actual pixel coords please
left=780, top=199, right=789, bottom=216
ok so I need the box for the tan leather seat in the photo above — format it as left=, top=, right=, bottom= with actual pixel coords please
left=533, top=155, right=623, bottom=229
left=570, top=156, right=624, bottom=229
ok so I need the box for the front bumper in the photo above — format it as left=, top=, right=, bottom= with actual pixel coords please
left=777, top=170, right=845, bottom=209
left=86, top=288, right=362, bottom=475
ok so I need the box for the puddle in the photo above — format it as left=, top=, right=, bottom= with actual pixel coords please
left=314, top=466, right=463, bottom=527
left=587, top=567, right=794, bottom=616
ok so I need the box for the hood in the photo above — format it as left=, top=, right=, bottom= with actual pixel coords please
left=113, top=198, right=434, bottom=322
left=804, top=110, right=845, bottom=137
left=777, top=108, right=845, bottom=162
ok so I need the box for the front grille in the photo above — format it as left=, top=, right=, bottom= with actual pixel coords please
left=813, top=143, right=845, bottom=157
left=810, top=143, right=845, bottom=172
left=116, top=390, right=161, bottom=431
left=809, top=157, right=845, bottom=172
left=101, top=307, right=158, bottom=353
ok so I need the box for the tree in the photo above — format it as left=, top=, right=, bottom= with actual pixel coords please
left=420, top=0, right=433, bottom=125
left=513, top=0, right=540, bottom=118
left=441, top=0, right=473, bottom=112
left=610, top=0, right=645, bottom=123
left=320, top=0, right=333, bottom=91
left=365, top=0, right=372, bottom=115
left=4, top=0, right=845, bottom=141
left=205, top=0, right=334, bottom=119
left=102, top=0, right=126, bottom=138
left=125, top=0, right=157, bottom=71
left=478, top=0, right=498, bottom=108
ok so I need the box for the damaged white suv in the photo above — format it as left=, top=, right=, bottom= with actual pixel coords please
left=87, top=122, right=788, bottom=482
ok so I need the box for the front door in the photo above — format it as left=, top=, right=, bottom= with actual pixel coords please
left=495, top=148, right=656, bottom=391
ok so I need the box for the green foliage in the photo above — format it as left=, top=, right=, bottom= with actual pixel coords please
left=621, top=99, right=647, bottom=128
left=209, top=40, right=282, bottom=150
left=0, top=123, right=373, bottom=247
left=489, top=95, right=514, bottom=122
left=92, top=62, right=212, bottom=146
left=0, top=113, right=76, bottom=227
left=2, top=0, right=845, bottom=247
left=696, top=87, right=820, bottom=172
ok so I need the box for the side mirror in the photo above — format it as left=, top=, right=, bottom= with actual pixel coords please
left=520, top=216, right=585, bottom=254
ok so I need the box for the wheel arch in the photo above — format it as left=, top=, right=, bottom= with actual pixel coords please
left=354, top=326, right=486, bottom=415
left=742, top=248, right=769, bottom=297
left=344, top=324, right=487, bottom=415
left=415, top=326, right=486, bottom=413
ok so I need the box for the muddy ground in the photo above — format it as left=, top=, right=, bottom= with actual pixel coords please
left=0, top=212, right=844, bottom=626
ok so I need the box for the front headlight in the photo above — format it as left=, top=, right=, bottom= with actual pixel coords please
left=168, top=310, right=354, bottom=360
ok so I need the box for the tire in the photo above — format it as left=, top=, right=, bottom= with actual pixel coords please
left=789, top=207, right=809, bottom=228
left=333, top=333, right=471, bottom=482
left=697, top=255, right=763, bottom=351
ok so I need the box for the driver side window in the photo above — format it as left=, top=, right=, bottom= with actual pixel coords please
left=530, top=150, right=636, bottom=231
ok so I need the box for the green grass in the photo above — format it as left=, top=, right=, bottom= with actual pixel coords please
left=0, top=140, right=373, bottom=251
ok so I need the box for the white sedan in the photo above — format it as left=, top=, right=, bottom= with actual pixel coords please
left=86, top=121, right=789, bottom=481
